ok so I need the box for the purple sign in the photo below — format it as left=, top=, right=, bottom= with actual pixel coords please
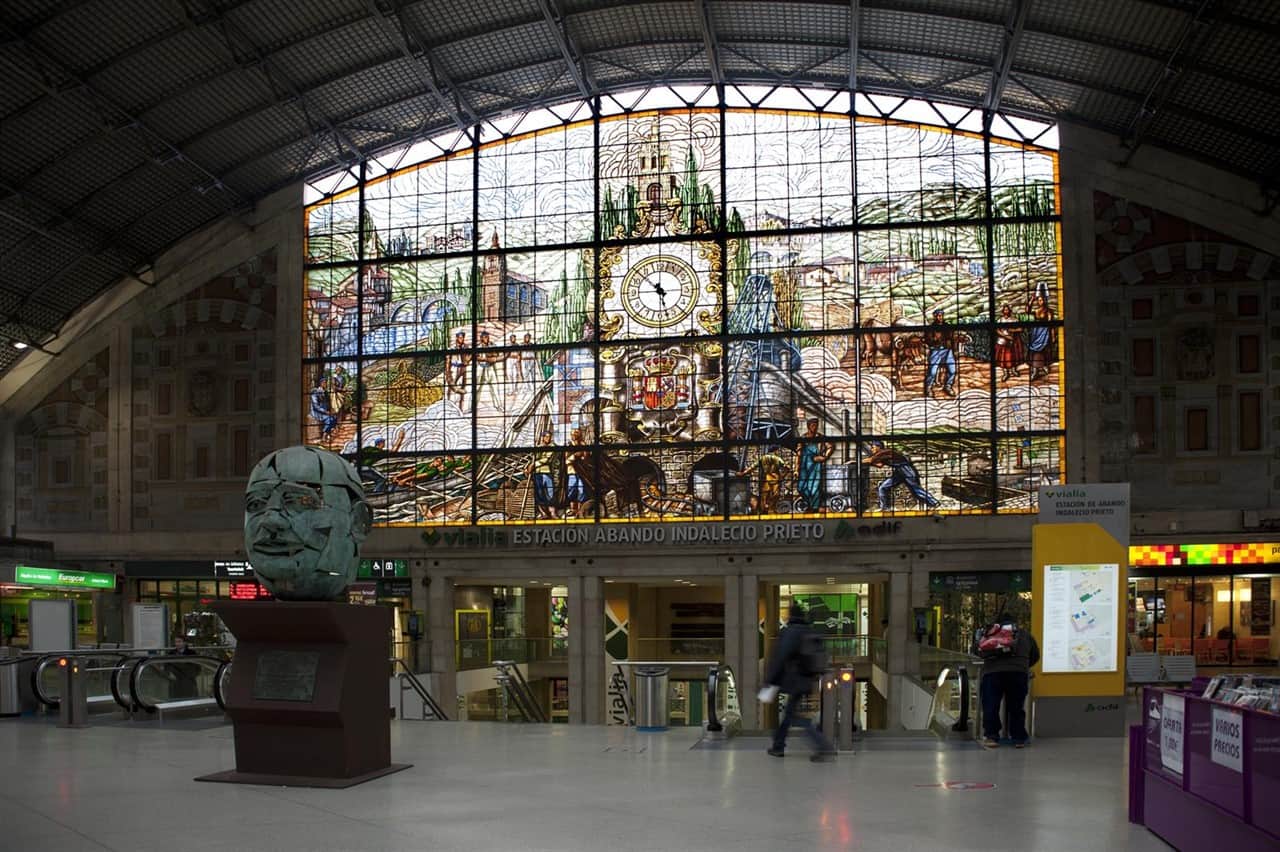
left=1186, top=698, right=1245, bottom=817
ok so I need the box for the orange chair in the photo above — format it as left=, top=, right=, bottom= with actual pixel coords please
left=1211, top=639, right=1230, bottom=664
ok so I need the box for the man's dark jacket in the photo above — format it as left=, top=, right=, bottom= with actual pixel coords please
left=765, top=615, right=819, bottom=696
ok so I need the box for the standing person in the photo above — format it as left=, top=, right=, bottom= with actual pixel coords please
left=1025, top=295, right=1055, bottom=381
left=761, top=606, right=836, bottom=761
left=309, top=380, right=338, bottom=439
left=526, top=432, right=560, bottom=520
left=520, top=333, right=541, bottom=393
left=475, top=330, right=503, bottom=410
left=505, top=334, right=521, bottom=383
left=565, top=428, right=592, bottom=519
left=923, top=309, right=957, bottom=398
left=446, top=331, right=469, bottom=408
left=974, top=612, right=1040, bottom=748
left=993, top=304, right=1025, bottom=382
left=794, top=418, right=833, bottom=512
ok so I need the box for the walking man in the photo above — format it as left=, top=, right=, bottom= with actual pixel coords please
left=761, top=606, right=837, bottom=761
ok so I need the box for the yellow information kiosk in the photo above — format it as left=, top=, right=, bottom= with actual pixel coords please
left=1030, top=523, right=1128, bottom=736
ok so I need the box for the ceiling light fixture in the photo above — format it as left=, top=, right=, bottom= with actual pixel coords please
left=12, top=341, right=28, bottom=350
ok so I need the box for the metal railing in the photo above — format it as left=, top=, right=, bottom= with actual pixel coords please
left=492, top=660, right=547, bottom=722
left=455, top=637, right=568, bottom=671
left=391, top=658, right=448, bottom=721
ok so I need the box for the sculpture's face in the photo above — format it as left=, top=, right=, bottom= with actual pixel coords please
left=243, top=446, right=370, bottom=600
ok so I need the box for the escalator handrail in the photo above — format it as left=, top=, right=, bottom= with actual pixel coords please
left=213, top=661, right=232, bottom=712
left=705, top=662, right=739, bottom=733
left=111, top=657, right=145, bottom=711
left=391, top=658, right=449, bottom=721
left=31, top=652, right=130, bottom=709
left=492, top=659, right=547, bottom=723
left=128, top=654, right=225, bottom=713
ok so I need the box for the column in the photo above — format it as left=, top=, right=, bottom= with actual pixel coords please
left=886, top=570, right=911, bottom=729
left=723, top=573, right=760, bottom=730
left=427, top=572, right=456, bottom=717
left=581, top=575, right=605, bottom=725
left=566, top=576, right=585, bottom=723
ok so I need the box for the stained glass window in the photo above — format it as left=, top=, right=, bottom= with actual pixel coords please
left=302, top=88, right=1064, bottom=526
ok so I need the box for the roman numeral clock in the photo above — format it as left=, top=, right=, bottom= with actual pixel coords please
left=596, top=233, right=723, bottom=444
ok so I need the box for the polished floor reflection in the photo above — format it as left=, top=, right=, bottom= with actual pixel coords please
left=0, top=718, right=1167, bottom=851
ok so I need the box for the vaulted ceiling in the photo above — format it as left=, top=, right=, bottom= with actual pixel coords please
left=2, top=0, right=1277, bottom=375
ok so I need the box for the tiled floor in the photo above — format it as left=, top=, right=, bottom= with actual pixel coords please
left=0, top=717, right=1169, bottom=851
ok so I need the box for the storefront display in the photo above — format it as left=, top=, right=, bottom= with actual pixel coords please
left=1127, top=541, right=1279, bottom=667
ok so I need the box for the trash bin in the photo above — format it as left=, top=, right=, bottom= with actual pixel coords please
left=633, top=666, right=670, bottom=732
left=0, top=662, right=22, bottom=717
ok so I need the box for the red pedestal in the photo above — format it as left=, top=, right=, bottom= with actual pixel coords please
left=195, top=601, right=410, bottom=788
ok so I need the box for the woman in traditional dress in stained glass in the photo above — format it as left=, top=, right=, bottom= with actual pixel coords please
left=794, top=418, right=833, bottom=512
left=1025, top=295, right=1055, bottom=381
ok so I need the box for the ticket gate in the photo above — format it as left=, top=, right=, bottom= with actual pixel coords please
left=819, top=665, right=857, bottom=751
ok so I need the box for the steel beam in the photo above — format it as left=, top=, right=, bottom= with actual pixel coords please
left=984, top=0, right=1029, bottom=130
left=695, top=0, right=723, bottom=86
left=1121, top=0, right=1220, bottom=163
left=538, top=0, right=596, bottom=102
left=367, top=0, right=478, bottom=134
left=848, top=0, right=860, bottom=95
left=0, top=21, right=246, bottom=205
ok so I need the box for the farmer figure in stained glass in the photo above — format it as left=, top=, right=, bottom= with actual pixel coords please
left=924, top=309, right=958, bottom=398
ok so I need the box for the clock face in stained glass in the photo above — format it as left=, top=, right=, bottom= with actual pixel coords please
left=619, top=255, right=701, bottom=328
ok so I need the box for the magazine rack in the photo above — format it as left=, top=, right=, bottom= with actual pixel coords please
left=1130, top=684, right=1279, bottom=850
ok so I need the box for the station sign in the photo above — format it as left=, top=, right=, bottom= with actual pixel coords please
left=358, top=558, right=408, bottom=578
left=15, top=565, right=116, bottom=590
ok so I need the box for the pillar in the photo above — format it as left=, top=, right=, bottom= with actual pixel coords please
left=582, top=575, right=605, bottom=724
left=723, top=573, right=760, bottom=730
left=427, top=572, right=456, bottom=716
left=886, top=570, right=911, bottom=729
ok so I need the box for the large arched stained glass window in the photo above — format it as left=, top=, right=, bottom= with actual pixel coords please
left=303, top=87, right=1063, bottom=526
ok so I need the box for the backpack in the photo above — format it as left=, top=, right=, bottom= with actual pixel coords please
left=796, top=630, right=828, bottom=677
left=978, top=622, right=1018, bottom=656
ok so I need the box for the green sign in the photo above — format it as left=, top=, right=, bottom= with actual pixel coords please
left=358, top=558, right=408, bottom=579
left=15, top=565, right=116, bottom=590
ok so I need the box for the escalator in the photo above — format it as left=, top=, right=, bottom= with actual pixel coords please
left=127, top=655, right=228, bottom=718
left=493, top=660, right=547, bottom=722
left=32, top=651, right=129, bottom=713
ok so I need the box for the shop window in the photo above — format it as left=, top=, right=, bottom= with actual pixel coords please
left=1239, top=392, right=1262, bottom=451
left=1131, top=298, right=1153, bottom=320
left=1185, top=407, right=1209, bottom=451
left=1237, top=334, right=1260, bottom=373
left=1131, top=338, right=1155, bottom=377
left=1133, top=395, right=1157, bottom=453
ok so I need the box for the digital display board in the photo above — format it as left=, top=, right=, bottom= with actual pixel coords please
left=228, top=581, right=273, bottom=601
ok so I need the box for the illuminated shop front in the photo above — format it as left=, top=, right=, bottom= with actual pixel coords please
left=302, top=88, right=1065, bottom=528
left=1128, top=542, right=1278, bottom=667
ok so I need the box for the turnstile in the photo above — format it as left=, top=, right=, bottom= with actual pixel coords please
left=819, top=666, right=857, bottom=751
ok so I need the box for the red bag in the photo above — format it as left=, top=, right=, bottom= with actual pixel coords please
left=978, top=623, right=1016, bottom=655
